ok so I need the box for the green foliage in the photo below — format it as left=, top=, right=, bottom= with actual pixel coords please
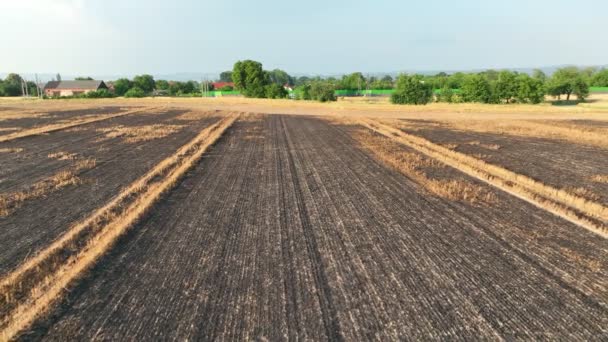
left=219, top=85, right=234, bottom=91
left=591, top=69, right=608, bottom=87
left=461, top=74, right=492, bottom=103
left=309, top=81, right=336, bottom=102
left=267, top=69, right=294, bottom=86
left=437, top=85, right=454, bottom=103
left=232, top=60, right=269, bottom=98
left=264, top=83, right=288, bottom=99
left=340, top=72, right=366, bottom=90
left=532, top=69, right=547, bottom=83
left=75, top=76, right=94, bottom=80
left=219, top=71, right=233, bottom=83
left=133, top=74, right=155, bottom=93
left=516, top=74, right=545, bottom=104
left=390, top=74, right=433, bottom=105
left=546, top=67, right=590, bottom=101
left=370, top=75, right=394, bottom=90
left=155, top=80, right=170, bottom=90
left=124, top=87, right=146, bottom=98
left=113, top=78, right=132, bottom=96
left=294, top=84, right=311, bottom=100
left=167, top=81, right=199, bottom=96
left=1, top=73, right=24, bottom=96
left=83, top=89, right=114, bottom=98
left=493, top=71, right=519, bottom=103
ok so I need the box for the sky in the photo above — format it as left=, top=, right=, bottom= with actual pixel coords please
left=1, top=0, right=607, bottom=77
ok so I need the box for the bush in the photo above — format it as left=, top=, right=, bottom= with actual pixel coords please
left=84, top=89, right=114, bottom=98
left=124, top=87, right=146, bottom=98
left=461, top=74, right=492, bottom=103
left=219, top=85, right=234, bottom=91
left=309, top=82, right=336, bottom=102
left=390, top=74, right=433, bottom=105
left=264, top=83, right=288, bottom=99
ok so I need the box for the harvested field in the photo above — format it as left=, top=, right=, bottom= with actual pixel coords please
left=0, top=100, right=607, bottom=340
left=391, top=119, right=608, bottom=206
left=17, top=115, right=607, bottom=340
left=0, top=106, right=127, bottom=132
left=0, top=108, right=222, bottom=275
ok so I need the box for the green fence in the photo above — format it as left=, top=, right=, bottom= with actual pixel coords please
left=591, top=87, right=608, bottom=93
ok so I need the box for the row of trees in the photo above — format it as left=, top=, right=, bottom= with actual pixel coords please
left=0, top=74, right=37, bottom=97
left=390, top=67, right=591, bottom=105
left=113, top=75, right=208, bottom=97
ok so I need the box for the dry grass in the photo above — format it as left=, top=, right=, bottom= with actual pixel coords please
left=0, top=158, right=95, bottom=217
left=590, top=175, right=608, bottom=184
left=357, top=118, right=608, bottom=236
left=97, top=124, right=183, bottom=143
left=0, top=127, right=20, bottom=133
left=0, top=107, right=153, bottom=143
left=0, top=115, right=237, bottom=340
left=465, top=141, right=501, bottom=150
left=565, top=187, right=601, bottom=202
left=0, top=148, right=23, bottom=154
left=47, top=151, right=78, bottom=160
left=440, top=120, right=608, bottom=149
left=353, top=129, right=495, bottom=205
left=176, top=111, right=214, bottom=121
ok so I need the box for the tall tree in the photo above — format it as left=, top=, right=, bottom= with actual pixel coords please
left=494, top=70, right=518, bottom=103
left=546, top=67, right=589, bottom=101
left=591, top=69, right=608, bottom=87
left=232, top=60, right=269, bottom=98
left=133, top=74, right=155, bottom=93
left=461, top=74, right=491, bottom=103
left=219, top=71, right=233, bottom=83
left=113, top=78, right=132, bottom=96
left=390, top=74, right=433, bottom=105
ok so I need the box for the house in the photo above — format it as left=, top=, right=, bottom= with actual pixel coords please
left=44, top=80, right=108, bottom=97
left=212, top=82, right=235, bottom=90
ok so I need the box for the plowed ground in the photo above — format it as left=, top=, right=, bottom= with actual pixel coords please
left=24, top=115, right=608, bottom=340
left=0, top=109, right=221, bottom=274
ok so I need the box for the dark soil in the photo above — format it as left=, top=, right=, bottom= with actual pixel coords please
left=25, top=116, right=608, bottom=341
left=398, top=119, right=608, bottom=205
left=0, top=106, right=128, bottom=131
left=0, top=109, right=220, bottom=274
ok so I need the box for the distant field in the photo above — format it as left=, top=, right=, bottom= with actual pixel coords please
left=0, top=99, right=607, bottom=340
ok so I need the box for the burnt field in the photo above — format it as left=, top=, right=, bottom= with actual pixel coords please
left=392, top=119, right=608, bottom=206
left=0, top=106, right=128, bottom=133
left=0, top=108, right=221, bottom=274
left=0, top=104, right=606, bottom=340
left=17, top=115, right=608, bottom=340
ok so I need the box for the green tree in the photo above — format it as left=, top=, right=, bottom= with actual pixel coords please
left=309, top=81, right=336, bottom=102
left=546, top=67, right=589, bottom=101
left=267, top=69, right=294, bottom=86
left=265, top=83, right=288, bottom=99
left=516, top=74, right=545, bottom=104
left=591, top=69, right=608, bottom=87
left=3, top=73, right=24, bottom=96
left=155, top=80, right=170, bottom=90
left=448, top=72, right=466, bottom=89
left=340, top=72, right=366, bottom=91
left=390, top=74, right=433, bottom=105
left=124, top=87, right=146, bottom=98
left=232, top=60, right=269, bottom=98
left=532, top=69, right=547, bottom=83
left=494, top=70, right=518, bottom=103
left=75, top=76, right=94, bottom=80
left=461, top=74, right=492, bottom=103
left=113, top=78, right=132, bottom=96
left=133, top=74, right=155, bottom=93
left=437, top=84, right=455, bottom=103
left=219, top=71, right=233, bottom=83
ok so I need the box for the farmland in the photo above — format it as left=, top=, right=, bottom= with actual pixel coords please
left=0, top=98, right=607, bottom=340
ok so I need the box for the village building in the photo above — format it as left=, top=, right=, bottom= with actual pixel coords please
left=43, top=80, right=108, bottom=97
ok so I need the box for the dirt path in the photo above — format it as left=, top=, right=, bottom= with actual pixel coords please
left=25, top=115, right=607, bottom=340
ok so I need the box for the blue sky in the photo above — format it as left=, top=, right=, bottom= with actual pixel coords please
left=1, top=0, right=606, bottom=76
